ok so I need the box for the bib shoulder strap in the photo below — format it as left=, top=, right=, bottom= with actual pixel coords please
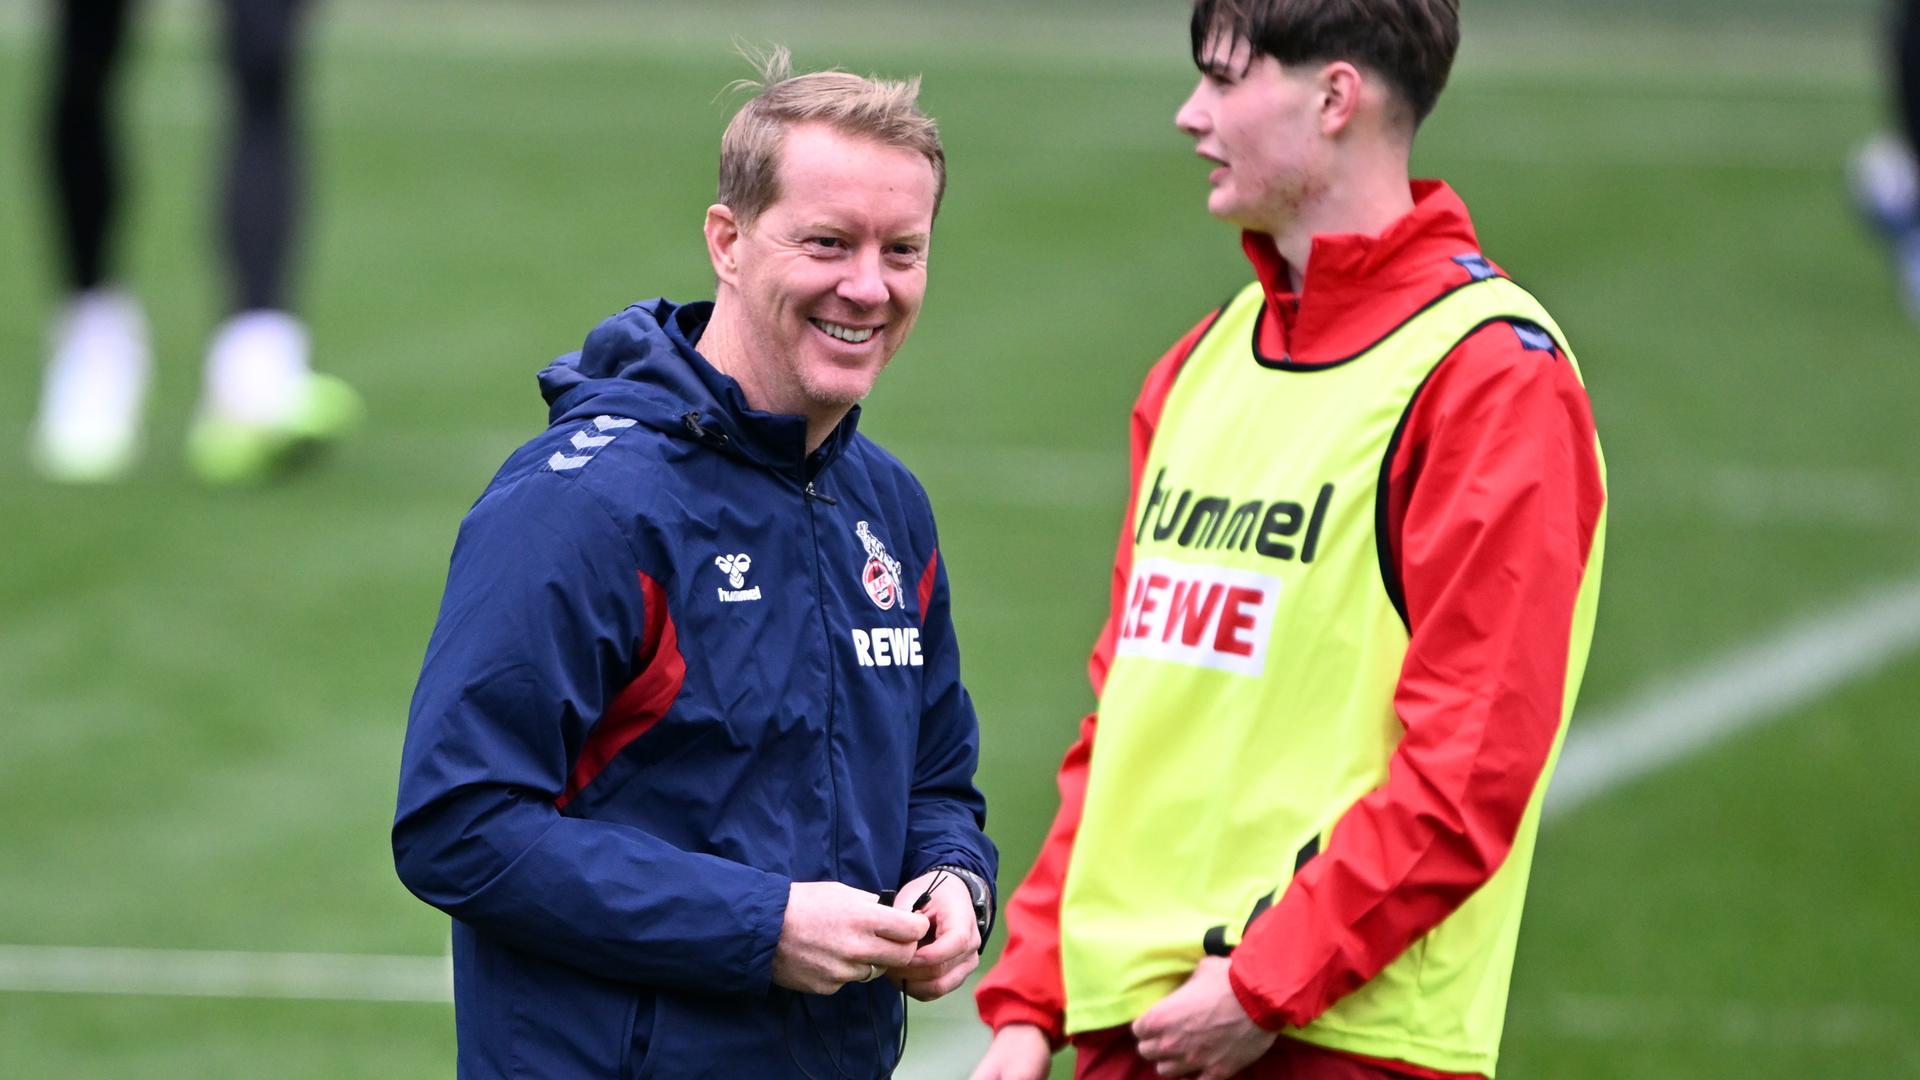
left=1377, top=274, right=1586, bottom=381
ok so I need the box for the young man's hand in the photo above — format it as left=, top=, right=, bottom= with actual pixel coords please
left=1131, top=957, right=1276, bottom=1080
left=968, top=1022, right=1052, bottom=1080
left=772, top=881, right=929, bottom=995
left=887, top=868, right=982, bottom=1000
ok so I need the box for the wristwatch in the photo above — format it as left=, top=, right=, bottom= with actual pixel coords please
left=929, top=864, right=995, bottom=952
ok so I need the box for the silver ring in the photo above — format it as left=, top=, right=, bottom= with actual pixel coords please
left=863, top=963, right=882, bottom=983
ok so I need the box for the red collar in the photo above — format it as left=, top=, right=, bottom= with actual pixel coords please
left=1241, top=180, right=1489, bottom=365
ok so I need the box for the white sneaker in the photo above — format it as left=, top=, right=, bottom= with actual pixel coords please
left=1851, top=132, right=1920, bottom=235
left=30, top=289, right=153, bottom=483
left=187, top=310, right=363, bottom=486
left=196, top=310, right=312, bottom=426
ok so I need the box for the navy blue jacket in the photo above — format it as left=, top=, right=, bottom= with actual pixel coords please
left=394, top=298, right=996, bottom=1078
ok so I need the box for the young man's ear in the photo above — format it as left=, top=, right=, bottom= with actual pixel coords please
left=704, top=204, right=743, bottom=286
left=1316, top=61, right=1364, bottom=136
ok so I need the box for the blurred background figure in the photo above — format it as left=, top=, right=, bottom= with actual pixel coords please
left=29, top=0, right=359, bottom=485
left=1851, top=0, right=1920, bottom=319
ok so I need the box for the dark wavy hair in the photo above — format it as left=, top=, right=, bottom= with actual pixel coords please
left=1190, top=0, right=1460, bottom=126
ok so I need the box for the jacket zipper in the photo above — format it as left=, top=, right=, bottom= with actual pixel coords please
left=804, top=479, right=841, bottom=878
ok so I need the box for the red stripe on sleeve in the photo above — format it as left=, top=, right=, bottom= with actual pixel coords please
left=977, top=312, right=1213, bottom=1040
left=555, top=569, right=686, bottom=810
left=917, top=547, right=939, bottom=627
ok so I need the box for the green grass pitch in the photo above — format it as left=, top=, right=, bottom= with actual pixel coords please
left=1, top=1, right=1916, bottom=1076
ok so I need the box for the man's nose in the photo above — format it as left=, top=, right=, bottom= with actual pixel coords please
left=1175, top=84, right=1209, bottom=136
left=837, top=248, right=889, bottom=307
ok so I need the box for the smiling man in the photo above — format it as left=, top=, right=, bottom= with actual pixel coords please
left=393, top=50, right=996, bottom=1078
left=974, top=2, right=1606, bottom=1079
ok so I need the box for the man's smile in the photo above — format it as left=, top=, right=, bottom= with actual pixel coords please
left=809, top=318, right=879, bottom=344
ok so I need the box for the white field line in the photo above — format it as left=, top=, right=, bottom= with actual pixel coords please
left=0, top=945, right=450, bottom=1004
left=1545, top=572, right=1920, bottom=819
left=1540, top=991, right=1909, bottom=1048
left=1692, top=465, right=1914, bottom=530
left=8, top=574, right=1920, bottom=1072
left=897, top=989, right=994, bottom=1078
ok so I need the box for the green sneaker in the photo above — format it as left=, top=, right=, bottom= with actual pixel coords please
left=186, top=372, right=364, bottom=486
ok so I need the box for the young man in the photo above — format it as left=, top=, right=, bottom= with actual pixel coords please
left=973, top=3, right=1605, bottom=1078
left=394, top=51, right=996, bottom=1078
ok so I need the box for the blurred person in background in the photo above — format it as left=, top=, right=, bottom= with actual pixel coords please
left=392, top=49, right=996, bottom=1079
left=29, top=0, right=359, bottom=485
left=1851, top=0, right=1920, bottom=319
left=972, top=1, right=1606, bottom=1078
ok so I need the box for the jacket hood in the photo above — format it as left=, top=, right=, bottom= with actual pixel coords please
left=537, top=297, right=858, bottom=475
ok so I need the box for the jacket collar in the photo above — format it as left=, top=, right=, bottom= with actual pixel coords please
left=1240, top=180, right=1486, bottom=365
left=540, top=297, right=858, bottom=480
left=660, top=303, right=860, bottom=479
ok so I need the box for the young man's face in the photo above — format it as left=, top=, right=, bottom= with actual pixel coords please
left=715, top=123, right=936, bottom=423
left=1175, top=32, right=1329, bottom=234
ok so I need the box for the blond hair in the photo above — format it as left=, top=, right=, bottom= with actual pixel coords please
left=717, top=46, right=946, bottom=227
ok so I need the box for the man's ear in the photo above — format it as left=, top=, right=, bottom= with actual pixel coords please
left=705, top=204, right=743, bottom=286
left=1317, top=61, right=1364, bottom=136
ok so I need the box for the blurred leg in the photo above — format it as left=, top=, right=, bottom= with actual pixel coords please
left=47, top=0, right=136, bottom=292
left=1898, top=0, right=1920, bottom=154
left=1848, top=0, right=1920, bottom=320
left=191, top=0, right=359, bottom=486
left=215, top=0, right=311, bottom=313
left=33, top=0, right=152, bottom=483
left=1885, top=0, right=1920, bottom=320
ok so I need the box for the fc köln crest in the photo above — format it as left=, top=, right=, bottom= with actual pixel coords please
left=854, top=521, right=904, bottom=610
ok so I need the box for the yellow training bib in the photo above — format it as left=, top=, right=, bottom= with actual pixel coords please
left=1058, top=275, right=1605, bottom=1077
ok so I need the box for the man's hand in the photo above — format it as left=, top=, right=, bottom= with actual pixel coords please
left=773, top=881, right=930, bottom=995
left=1131, top=957, right=1276, bottom=1079
left=887, top=868, right=982, bottom=1000
left=968, top=1022, right=1052, bottom=1080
